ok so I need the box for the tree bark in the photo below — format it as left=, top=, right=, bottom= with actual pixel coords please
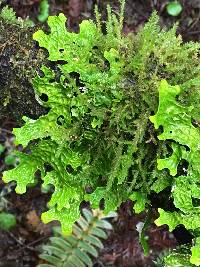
left=0, top=19, right=47, bottom=125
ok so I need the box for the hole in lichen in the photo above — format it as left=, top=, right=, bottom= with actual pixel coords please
left=85, top=186, right=93, bottom=194
left=192, top=118, right=200, bottom=128
left=66, top=165, right=74, bottom=173
left=165, top=142, right=173, bottom=156
left=44, top=163, right=54, bottom=172
left=56, top=60, right=68, bottom=65
left=101, top=23, right=107, bottom=35
left=74, top=166, right=82, bottom=174
left=123, top=132, right=134, bottom=141
left=192, top=197, right=200, bottom=207
left=34, top=169, right=41, bottom=179
left=92, top=46, right=98, bottom=50
left=177, top=159, right=189, bottom=176
left=37, top=69, right=45, bottom=78
left=69, top=71, right=79, bottom=79
left=173, top=225, right=194, bottom=245
left=73, top=92, right=78, bottom=97
left=99, top=198, right=105, bottom=210
left=79, top=86, right=86, bottom=93
left=149, top=188, right=173, bottom=210
left=122, top=144, right=128, bottom=154
left=175, top=95, right=179, bottom=101
left=156, top=125, right=164, bottom=135
left=63, top=78, right=70, bottom=84
left=59, top=48, right=64, bottom=53
left=182, top=144, right=190, bottom=152
left=39, top=93, right=48, bottom=102
left=56, top=115, right=65, bottom=126
left=104, top=59, right=110, bottom=71
left=69, top=72, right=84, bottom=87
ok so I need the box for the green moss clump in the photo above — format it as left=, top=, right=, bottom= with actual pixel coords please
left=2, top=3, right=200, bottom=239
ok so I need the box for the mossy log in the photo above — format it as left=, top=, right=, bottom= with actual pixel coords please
left=0, top=19, right=47, bottom=125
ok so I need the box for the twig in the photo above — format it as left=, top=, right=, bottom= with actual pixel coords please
left=0, top=235, right=48, bottom=261
left=187, top=30, right=200, bottom=35
left=7, top=231, right=24, bottom=246
left=0, top=128, right=13, bottom=134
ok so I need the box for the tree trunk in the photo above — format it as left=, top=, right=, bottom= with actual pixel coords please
left=0, top=19, right=47, bottom=125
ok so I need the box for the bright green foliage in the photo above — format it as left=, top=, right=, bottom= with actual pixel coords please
left=157, top=143, right=185, bottom=176
left=156, top=208, right=200, bottom=232
left=0, top=212, right=16, bottom=230
left=150, top=80, right=200, bottom=215
left=161, top=251, right=195, bottom=267
left=191, top=237, right=200, bottom=266
left=0, top=144, right=5, bottom=155
left=156, top=245, right=198, bottom=267
left=0, top=6, right=17, bottom=24
left=2, top=3, right=200, bottom=244
left=166, top=1, right=183, bottom=17
left=129, top=191, right=149, bottom=214
left=38, top=209, right=114, bottom=267
left=84, top=187, right=126, bottom=214
left=37, top=0, right=49, bottom=22
left=4, top=154, right=17, bottom=165
left=151, top=80, right=200, bottom=265
left=150, top=173, right=173, bottom=193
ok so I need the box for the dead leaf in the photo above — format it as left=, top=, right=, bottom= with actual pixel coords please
left=26, top=210, right=41, bottom=230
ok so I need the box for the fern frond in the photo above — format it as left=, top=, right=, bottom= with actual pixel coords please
left=38, top=209, right=114, bottom=267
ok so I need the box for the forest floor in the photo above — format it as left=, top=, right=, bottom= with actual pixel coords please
left=0, top=0, right=199, bottom=266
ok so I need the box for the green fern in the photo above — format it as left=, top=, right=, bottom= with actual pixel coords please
left=38, top=209, right=114, bottom=267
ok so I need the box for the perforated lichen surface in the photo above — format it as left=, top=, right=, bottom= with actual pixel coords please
left=3, top=10, right=200, bottom=242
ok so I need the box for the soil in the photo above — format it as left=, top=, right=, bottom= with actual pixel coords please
left=6, top=0, right=200, bottom=41
left=0, top=1, right=199, bottom=266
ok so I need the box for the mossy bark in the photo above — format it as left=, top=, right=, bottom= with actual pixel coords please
left=0, top=19, right=47, bottom=125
